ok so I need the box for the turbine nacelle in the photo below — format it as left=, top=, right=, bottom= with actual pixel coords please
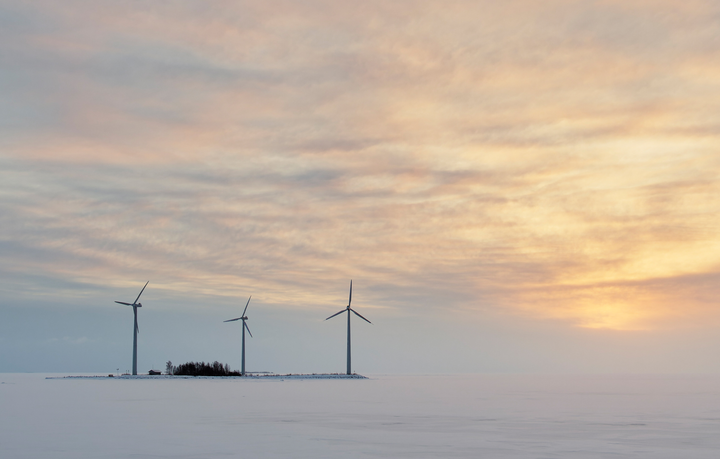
left=224, top=296, right=253, bottom=332
left=114, top=281, right=149, bottom=308
left=115, top=301, right=142, bottom=307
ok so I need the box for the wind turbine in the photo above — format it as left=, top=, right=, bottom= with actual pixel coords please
left=224, top=296, right=253, bottom=376
left=325, top=280, right=371, bottom=375
left=114, top=281, right=149, bottom=376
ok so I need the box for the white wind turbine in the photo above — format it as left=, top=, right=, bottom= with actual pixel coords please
left=114, top=281, right=149, bottom=376
left=224, top=296, right=253, bottom=376
left=325, top=280, right=371, bottom=375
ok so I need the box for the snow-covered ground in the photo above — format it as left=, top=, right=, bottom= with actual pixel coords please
left=2, top=373, right=720, bottom=458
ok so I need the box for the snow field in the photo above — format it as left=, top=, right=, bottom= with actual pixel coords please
left=1, top=373, right=720, bottom=458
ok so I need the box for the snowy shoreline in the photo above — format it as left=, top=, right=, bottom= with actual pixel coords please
left=46, top=373, right=369, bottom=380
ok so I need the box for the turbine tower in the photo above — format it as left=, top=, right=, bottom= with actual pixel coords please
left=224, top=296, right=253, bottom=376
left=325, top=280, right=371, bottom=375
left=114, top=281, right=149, bottom=376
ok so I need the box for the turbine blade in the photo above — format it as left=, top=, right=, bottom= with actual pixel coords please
left=115, top=301, right=132, bottom=305
left=325, top=309, right=347, bottom=320
left=135, top=321, right=139, bottom=334
left=242, top=295, right=252, bottom=317
left=350, top=308, right=372, bottom=324
left=224, top=317, right=242, bottom=322
left=348, top=280, right=352, bottom=307
left=244, top=320, right=253, bottom=338
left=133, top=281, right=149, bottom=305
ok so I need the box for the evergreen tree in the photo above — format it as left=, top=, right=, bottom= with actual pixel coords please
left=172, top=361, right=241, bottom=376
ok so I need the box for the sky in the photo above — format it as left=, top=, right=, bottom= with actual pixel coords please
left=2, top=0, right=720, bottom=374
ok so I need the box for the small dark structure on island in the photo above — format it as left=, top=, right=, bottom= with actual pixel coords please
left=325, top=280, right=372, bottom=375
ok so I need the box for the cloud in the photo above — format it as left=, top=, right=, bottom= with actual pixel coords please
left=2, top=0, right=720, bottom=332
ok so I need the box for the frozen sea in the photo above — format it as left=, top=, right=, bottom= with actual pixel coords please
left=2, top=373, right=720, bottom=458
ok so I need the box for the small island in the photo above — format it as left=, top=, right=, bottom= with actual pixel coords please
left=46, top=361, right=368, bottom=380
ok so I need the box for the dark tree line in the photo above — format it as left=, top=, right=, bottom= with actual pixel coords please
left=171, top=361, right=242, bottom=376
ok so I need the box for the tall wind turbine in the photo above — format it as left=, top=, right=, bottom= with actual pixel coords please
left=325, top=280, right=371, bottom=375
left=114, top=281, right=149, bottom=376
left=224, top=296, right=253, bottom=376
